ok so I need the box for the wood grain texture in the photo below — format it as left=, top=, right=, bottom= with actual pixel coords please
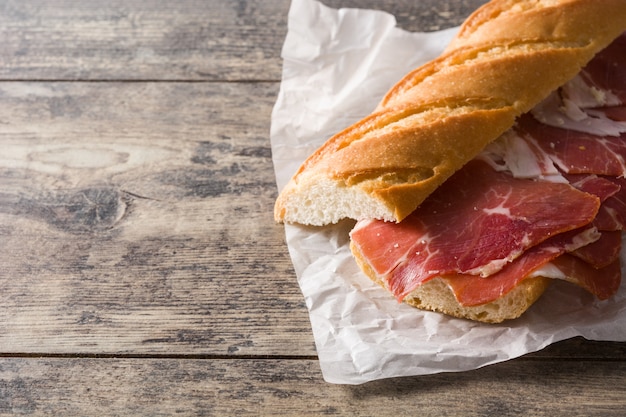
left=323, top=0, right=489, bottom=31
left=0, top=0, right=487, bottom=81
left=1, top=356, right=625, bottom=417
left=0, top=0, right=290, bottom=81
left=0, top=81, right=314, bottom=355
left=0, top=0, right=625, bottom=415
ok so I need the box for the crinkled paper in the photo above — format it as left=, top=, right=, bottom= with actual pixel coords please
left=270, top=0, right=626, bottom=384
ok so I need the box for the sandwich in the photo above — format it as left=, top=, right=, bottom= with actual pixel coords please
left=274, top=0, right=626, bottom=322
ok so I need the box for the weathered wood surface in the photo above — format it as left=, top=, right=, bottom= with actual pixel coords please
left=0, top=81, right=312, bottom=356
left=0, top=0, right=486, bottom=81
left=1, top=356, right=625, bottom=417
left=0, top=0, right=625, bottom=415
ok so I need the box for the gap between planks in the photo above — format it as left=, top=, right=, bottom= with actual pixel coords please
left=0, top=352, right=319, bottom=360
left=0, top=351, right=619, bottom=363
left=0, top=79, right=280, bottom=83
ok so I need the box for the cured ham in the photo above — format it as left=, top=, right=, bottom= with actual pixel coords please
left=350, top=160, right=601, bottom=301
left=441, top=228, right=600, bottom=306
left=480, top=129, right=564, bottom=180
left=579, top=32, right=626, bottom=104
left=531, top=32, right=626, bottom=135
left=565, top=174, right=626, bottom=232
left=350, top=33, right=626, bottom=308
left=595, top=177, right=626, bottom=231
left=516, top=113, right=626, bottom=177
left=442, top=250, right=621, bottom=307
left=547, top=254, right=622, bottom=301
left=571, top=230, right=622, bottom=269
left=603, top=106, right=626, bottom=121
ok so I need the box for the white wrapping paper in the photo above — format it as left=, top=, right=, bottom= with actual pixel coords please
left=270, top=0, right=626, bottom=385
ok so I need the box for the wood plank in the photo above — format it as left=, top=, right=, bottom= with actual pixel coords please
left=0, top=0, right=290, bottom=81
left=531, top=337, right=626, bottom=359
left=324, top=0, right=489, bottom=32
left=0, top=81, right=314, bottom=355
left=0, top=81, right=625, bottom=358
left=1, top=356, right=625, bottom=416
left=0, top=0, right=489, bottom=81
left=1, top=0, right=623, bottom=414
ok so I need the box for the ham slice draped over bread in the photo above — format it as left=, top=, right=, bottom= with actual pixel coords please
left=350, top=32, right=626, bottom=322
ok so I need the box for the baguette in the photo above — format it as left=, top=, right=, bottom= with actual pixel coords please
left=275, top=0, right=626, bottom=226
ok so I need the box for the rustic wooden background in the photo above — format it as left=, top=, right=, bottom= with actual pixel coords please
left=1, top=0, right=625, bottom=415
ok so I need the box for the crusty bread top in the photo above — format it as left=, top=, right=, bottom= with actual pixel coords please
left=275, top=0, right=626, bottom=226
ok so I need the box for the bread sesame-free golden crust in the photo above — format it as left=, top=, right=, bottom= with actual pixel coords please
left=275, top=0, right=626, bottom=225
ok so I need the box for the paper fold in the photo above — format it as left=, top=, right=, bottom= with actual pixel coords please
left=270, top=0, right=626, bottom=385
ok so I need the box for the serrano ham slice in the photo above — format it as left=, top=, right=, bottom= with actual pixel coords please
left=580, top=32, right=626, bottom=103
left=442, top=250, right=622, bottom=307
left=545, top=255, right=623, bottom=301
left=596, top=177, right=626, bottom=231
left=564, top=174, right=626, bottom=232
left=441, top=228, right=601, bottom=307
left=350, top=160, right=601, bottom=301
left=603, top=106, right=626, bottom=121
left=516, top=113, right=626, bottom=177
left=571, top=230, right=622, bottom=268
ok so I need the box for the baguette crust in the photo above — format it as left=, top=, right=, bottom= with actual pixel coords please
left=275, top=0, right=626, bottom=225
left=350, top=241, right=551, bottom=323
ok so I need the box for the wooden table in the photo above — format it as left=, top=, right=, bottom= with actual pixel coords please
left=1, top=0, right=625, bottom=415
